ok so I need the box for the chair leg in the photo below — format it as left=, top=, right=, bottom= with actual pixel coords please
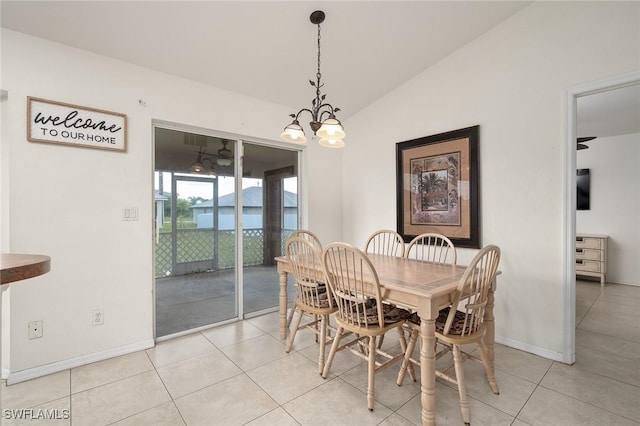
left=317, top=315, right=328, bottom=374
left=322, top=326, right=343, bottom=378
left=476, top=341, right=499, bottom=394
left=397, top=328, right=418, bottom=385
left=396, top=327, right=416, bottom=382
left=286, top=301, right=297, bottom=327
left=285, top=306, right=303, bottom=353
left=452, top=345, right=471, bottom=425
left=367, top=335, right=376, bottom=411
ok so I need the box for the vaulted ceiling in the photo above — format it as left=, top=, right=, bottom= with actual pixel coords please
left=2, top=1, right=638, bottom=142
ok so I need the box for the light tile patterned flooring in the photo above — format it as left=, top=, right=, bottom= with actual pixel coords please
left=2, top=280, right=639, bottom=425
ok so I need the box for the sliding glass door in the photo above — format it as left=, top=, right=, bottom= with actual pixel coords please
left=154, top=126, right=299, bottom=337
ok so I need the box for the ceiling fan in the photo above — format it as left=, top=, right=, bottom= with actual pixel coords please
left=189, top=139, right=234, bottom=174
left=577, top=136, right=596, bottom=150
left=215, top=140, right=233, bottom=166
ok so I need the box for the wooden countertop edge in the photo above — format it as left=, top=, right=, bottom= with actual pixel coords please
left=1, top=254, right=51, bottom=285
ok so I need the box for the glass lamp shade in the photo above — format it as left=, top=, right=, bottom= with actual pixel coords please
left=316, top=118, right=345, bottom=140
left=318, top=137, right=345, bottom=149
left=217, top=157, right=232, bottom=167
left=190, top=161, right=203, bottom=173
left=280, top=122, right=307, bottom=144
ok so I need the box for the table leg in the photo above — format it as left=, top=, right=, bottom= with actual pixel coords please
left=278, top=267, right=288, bottom=341
left=484, top=286, right=496, bottom=372
left=0, top=285, right=7, bottom=379
left=420, top=316, right=436, bottom=426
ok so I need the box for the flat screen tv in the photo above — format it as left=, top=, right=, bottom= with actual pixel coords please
left=577, top=169, right=590, bottom=210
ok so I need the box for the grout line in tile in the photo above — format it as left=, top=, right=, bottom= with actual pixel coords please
left=509, top=358, right=555, bottom=424
left=536, top=380, right=640, bottom=424
left=144, top=346, right=189, bottom=426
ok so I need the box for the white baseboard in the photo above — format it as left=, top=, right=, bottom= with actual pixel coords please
left=2, top=367, right=9, bottom=380
left=6, top=339, right=155, bottom=385
left=496, top=335, right=564, bottom=363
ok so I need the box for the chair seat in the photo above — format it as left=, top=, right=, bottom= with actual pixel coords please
left=343, top=301, right=410, bottom=325
left=407, top=307, right=471, bottom=335
left=298, top=282, right=334, bottom=309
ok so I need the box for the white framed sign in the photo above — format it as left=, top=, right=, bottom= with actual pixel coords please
left=27, top=97, right=127, bottom=152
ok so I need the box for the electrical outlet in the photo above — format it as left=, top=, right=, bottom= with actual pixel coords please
left=28, top=320, right=43, bottom=339
left=92, top=309, right=104, bottom=326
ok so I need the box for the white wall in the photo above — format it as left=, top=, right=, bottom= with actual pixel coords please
left=577, top=132, right=640, bottom=286
left=342, top=2, right=640, bottom=359
left=1, top=29, right=342, bottom=378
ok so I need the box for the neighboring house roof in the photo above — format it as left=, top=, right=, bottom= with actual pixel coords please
left=155, top=190, right=169, bottom=201
left=190, top=186, right=297, bottom=209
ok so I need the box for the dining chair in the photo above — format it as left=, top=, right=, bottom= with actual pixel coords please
left=381, top=232, right=456, bottom=352
left=397, top=244, right=501, bottom=425
left=321, top=242, right=411, bottom=411
left=285, top=237, right=337, bottom=374
left=364, top=229, right=405, bottom=257
left=404, top=232, right=457, bottom=265
left=286, top=229, right=323, bottom=327
left=364, top=229, right=406, bottom=349
left=288, top=229, right=323, bottom=253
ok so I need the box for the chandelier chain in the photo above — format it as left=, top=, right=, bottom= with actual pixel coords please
left=316, top=22, right=322, bottom=99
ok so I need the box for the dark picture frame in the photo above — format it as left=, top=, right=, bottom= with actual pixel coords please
left=396, top=125, right=480, bottom=248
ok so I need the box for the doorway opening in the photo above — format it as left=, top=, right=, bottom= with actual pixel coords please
left=153, top=125, right=300, bottom=338
left=563, top=71, right=640, bottom=364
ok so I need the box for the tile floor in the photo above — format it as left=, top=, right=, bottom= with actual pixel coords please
left=2, top=280, right=639, bottom=425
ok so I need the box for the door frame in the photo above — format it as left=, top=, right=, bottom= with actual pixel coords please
left=170, top=174, right=219, bottom=276
left=562, top=70, right=640, bottom=364
left=151, top=120, right=306, bottom=339
left=263, top=166, right=295, bottom=266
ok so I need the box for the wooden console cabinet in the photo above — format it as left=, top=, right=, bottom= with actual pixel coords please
left=576, top=234, right=608, bottom=286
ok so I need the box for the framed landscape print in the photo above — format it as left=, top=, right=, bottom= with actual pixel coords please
left=396, top=125, right=480, bottom=248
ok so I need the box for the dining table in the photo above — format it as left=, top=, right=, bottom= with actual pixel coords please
left=1, top=253, right=51, bottom=384
left=275, top=252, right=499, bottom=426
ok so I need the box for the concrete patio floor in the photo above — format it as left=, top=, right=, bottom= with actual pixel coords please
left=155, top=265, right=295, bottom=337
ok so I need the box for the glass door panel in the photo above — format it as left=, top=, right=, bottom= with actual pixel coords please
left=154, top=128, right=238, bottom=338
left=241, top=143, right=298, bottom=317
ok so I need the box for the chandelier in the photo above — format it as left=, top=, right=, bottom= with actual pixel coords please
left=280, top=10, right=346, bottom=148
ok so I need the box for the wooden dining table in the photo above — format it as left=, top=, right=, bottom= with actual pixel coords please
left=275, top=252, right=499, bottom=426
left=1, top=253, right=51, bottom=285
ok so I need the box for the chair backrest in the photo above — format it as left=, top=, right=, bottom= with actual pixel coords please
left=441, top=245, right=500, bottom=337
left=323, top=242, right=385, bottom=329
left=405, top=233, right=457, bottom=265
left=286, top=237, right=332, bottom=309
left=289, top=229, right=323, bottom=253
left=364, top=229, right=405, bottom=257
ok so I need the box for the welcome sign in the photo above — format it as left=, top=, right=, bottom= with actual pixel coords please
left=27, top=97, right=127, bottom=152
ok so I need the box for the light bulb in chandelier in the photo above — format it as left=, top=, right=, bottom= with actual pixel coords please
left=318, top=137, right=345, bottom=149
left=280, top=121, right=307, bottom=144
left=316, top=117, right=345, bottom=140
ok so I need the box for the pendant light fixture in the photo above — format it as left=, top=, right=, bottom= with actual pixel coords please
left=190, top=148, right=217, bottom=176
left=280, top=10, right=346, bottom=148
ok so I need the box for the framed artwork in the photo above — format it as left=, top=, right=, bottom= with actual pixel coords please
left=27, top=97, right=127, bottom=152
left=396, top=125, right=480, bottom=248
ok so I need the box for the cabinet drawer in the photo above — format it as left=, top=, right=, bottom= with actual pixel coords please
left=576, top=259, right=601, bottom=273
left=576, top=248, right=602, bottom=261
left=576, top=236, right=602, bottom=249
